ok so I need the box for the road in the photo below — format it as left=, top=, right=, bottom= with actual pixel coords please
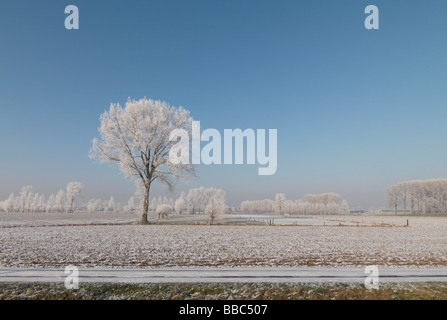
left=1, top=267, right=447, bottom=283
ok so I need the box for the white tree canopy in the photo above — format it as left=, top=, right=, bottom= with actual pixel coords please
left=89, top=98, right=195, bottom=223
left=205, top=189, right=226, bottom=225
left=66, top=182, right=85, bottom=213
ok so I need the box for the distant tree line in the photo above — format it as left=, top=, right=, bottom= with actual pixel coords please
left=240, top=193, right=350, bottom=216
left=387, top=179, right=447, bottom=214
left=0, top=182, right=85, bottom=213
left=0, top=184, right=227, bottom=224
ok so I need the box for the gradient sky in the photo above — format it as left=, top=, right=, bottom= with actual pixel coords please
left=1, top=0, right=447, bottom=209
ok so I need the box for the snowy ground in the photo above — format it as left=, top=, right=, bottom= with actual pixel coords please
left=0, top=212, right=137, bottom=227
left=230, top=214, right=358, bottom=226
left=0, top=214, right=447, bottom=268
left=0, top=212, right=267, bottom=227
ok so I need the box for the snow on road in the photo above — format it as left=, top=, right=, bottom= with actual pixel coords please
left=1, top=267, right=447, bottom=283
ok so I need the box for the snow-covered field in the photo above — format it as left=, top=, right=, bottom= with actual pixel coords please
left=0, top=212, right=137, bottom=227
left=1, top=214, right=447, bottom=268
left=229, top=214, right=360, bottom=226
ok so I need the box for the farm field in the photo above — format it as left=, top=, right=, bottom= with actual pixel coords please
left=0, top=212, right=411, bottom=228
left=1, top=214, right=447, bottom=268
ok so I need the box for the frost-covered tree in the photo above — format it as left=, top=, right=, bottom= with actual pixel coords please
left=30, top=193, right=45, bottom=212
left=174, top=192, right=187, bottom=215
left=86, top=198, right=103, bottom=213
left=387, top=179, right=447, bottom=214
left=304, top=193, right=340, bottom=206
left=4, top=193, right=16, bottom=212
left=340, top=200, right=350, bottom=215
left=274, top=193, right=286, bottom=216
left=398, top=182, right=409, bottom=215
left=126, top=196, right=137, bottom=214
left=107, top=196, right=115, bottom=213
left=66, top=182, right=85, bottom=213
left=172, top=187, right=227, bottom=218
left=241, top=192, right=349, bottom=216
left=197, top=187, right=207, bottom=213
left=149, top=197, right=157, bottom=212
left=387, top=185, right=401, bottom=215
left=240, top=199, right=274, bottom=214
left=55, top=189, right=66, bottom=213
left=89, top=98, right=195, bottom=224
left=186, top=187, right=217, bottom=214
left=44, top=194, right=52, bottom=213
left=103, top=199, right=110, bottom=213
left=113, top=202, right=123, bottom=213
left=187, top=189, right=200, bottom=214
left=282, top=200, right=297, bottom=216
left=156, top=204, right=172, bottom=219
left=157, top=196, right=163, bottom=208
left=18, top=186, right=34, bottom=213
left=30, top=193, right=39, bottom=212
left=205, top=189, right=226, bottom=225
left=38, top=194, right=46, bottom=212
left=86, top=199, right=96, bottom=213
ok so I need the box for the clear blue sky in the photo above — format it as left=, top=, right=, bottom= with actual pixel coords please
left=1, top=0, right=447, bottom=209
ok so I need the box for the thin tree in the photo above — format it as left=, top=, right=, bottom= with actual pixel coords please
left=174, top=192, right=187, bottom=215
left=205, top=189, right=226, bottom=225
left=19, top=186, right=33, bottom=213
left=398, top=182, right=408, bottom=215
left=66, top=182, right=85, bottom=213
left=274, top=193, right=286, bottom=216
left=387, top=185, right=401, bottom=215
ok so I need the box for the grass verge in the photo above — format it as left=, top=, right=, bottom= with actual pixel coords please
left=1, top=282, right=447, bottom=300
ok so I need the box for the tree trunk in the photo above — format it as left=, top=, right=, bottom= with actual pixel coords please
left=141, top=184, right=150, bottom=224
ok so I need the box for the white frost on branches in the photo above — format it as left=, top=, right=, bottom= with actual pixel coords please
left=387, top=179, right=447, bottom=214
left=205, top=189, right=226, bottom=224
left=156, top=204, right=172, bottom=219
left=241, top=193, right=350, bottom=216
left=89, top=98, right=195, bottom=224
left=66, top=182, right=85, bottom=213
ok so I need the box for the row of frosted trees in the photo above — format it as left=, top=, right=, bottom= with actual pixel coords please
left=240, top=193, right=350, bottom=216
left=0, top=184, right=227, bottom=219
left=107, top=187, right=227, bottom=223
left=87, top=187, right=228, bottom=217
left=387, top=179, right=447, bottom=214
left=163, top=187, right=227, bottom=217
left=0, top=183, right=136, bottom=214
left=0, top=183, right=85, bottom=213
left=141, top=187, right=227, bottom=223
